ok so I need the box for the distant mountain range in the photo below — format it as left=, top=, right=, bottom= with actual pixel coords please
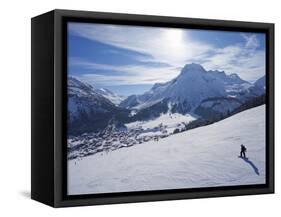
left=68, top=77, right=129, bottom=135
left=95, top=88, right=126, bottom=106
left=68, top=63, right=265, bottom=135
left=120, top=63, right=265, bottom=120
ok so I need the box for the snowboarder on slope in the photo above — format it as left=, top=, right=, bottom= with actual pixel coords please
left=240, top=144, right=247, bottom=158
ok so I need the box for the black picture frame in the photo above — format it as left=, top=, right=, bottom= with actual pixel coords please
left=31, top=9, right=274, bottom=207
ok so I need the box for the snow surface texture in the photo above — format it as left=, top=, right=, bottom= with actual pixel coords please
left=68, top=105, right=266, bottom=195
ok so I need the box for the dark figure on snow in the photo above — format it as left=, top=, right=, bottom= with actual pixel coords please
left=240, top=144, right=247, bottom=158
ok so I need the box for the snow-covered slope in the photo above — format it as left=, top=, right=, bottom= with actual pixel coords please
left=95, top=88, right=125, bottom=106
left=68, top=105, right=265, bottom=195
left=126, top=112, right=197, bottom=135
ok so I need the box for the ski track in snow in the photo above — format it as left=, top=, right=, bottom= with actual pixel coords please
left=68, top=105, right=266, bottom=195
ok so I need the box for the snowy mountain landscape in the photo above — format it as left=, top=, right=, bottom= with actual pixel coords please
left=68, top=77, right=130, bottom=135
left=68, top=105, right=265, bottom=195
left=67, top=64, right=265, bottom=161
left=120, top=63, right=264, bottom=116
left=67, top=23, right=267, bottom=195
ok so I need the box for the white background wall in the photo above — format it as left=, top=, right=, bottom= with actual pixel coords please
left=0, top=0, right=279, bottom=216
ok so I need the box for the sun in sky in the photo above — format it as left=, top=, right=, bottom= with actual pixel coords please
left=68, top=22, right=266, bottom=95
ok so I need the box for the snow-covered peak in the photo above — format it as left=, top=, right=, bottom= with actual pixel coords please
left=209, top=70, right=226, bottom=76
left=254, top=75, right=265, bottom=89
left=120, top=63, right=258, bottom=113
left=182, top=63, right=206, bottom=71
left=125, top=63, right=226, bottom=111
left=151, top=82, right=167, bottom=91
left=68, top=77, right=126, bottom=106
left=68, top=76, right=94, bottom=89
left=180, top=63, right=206, bottom=76
left=207, top=70, right=246, bottom=85
left=96, top=88, right=126, bottom=106
left=229, top=73, right=239, bottom=79
left=227, top=73, right=246, bottom=84
left=68, top=76, right=97, bottom=97
left=96, top=88, right=114, bottom=96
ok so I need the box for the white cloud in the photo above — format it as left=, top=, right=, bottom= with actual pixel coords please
left=69, top=23, right=265, bottom=84
left=69, top=23, right=213, bottom=67
left=241, top=33, right=260, bottom=49
left=70, top=58, right=180, bottom=86
left=201, top=43, right=265, bottom=82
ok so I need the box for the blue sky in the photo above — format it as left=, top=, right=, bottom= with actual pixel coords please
left=68, top=22, right=266, bottom=96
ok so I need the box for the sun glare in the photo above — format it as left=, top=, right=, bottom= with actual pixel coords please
left=163, top=29, right=186, bottom=63
left=165, top=29, right=183, bottom=42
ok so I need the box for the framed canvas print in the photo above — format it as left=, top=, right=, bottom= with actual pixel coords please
left=31, top=9, right=274, bottom=207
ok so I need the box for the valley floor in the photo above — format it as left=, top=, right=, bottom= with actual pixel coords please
left=68, top=105, right=266, bottom=195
